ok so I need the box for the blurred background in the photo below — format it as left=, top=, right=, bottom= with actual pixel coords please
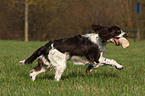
left=0, top=0, right=145, bottom=41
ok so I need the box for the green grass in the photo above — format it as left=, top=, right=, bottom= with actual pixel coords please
left=0, top=40, right=145, bottom=96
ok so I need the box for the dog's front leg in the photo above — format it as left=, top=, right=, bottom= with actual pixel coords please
left=86, top=62, right=104, bottom=73
left=99, top=57, right=124, bottom=70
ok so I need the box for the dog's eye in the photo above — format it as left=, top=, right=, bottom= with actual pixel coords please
left=117, top=30, right=121, bottom=33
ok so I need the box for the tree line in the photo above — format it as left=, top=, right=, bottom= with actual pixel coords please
left=0, top=0, right=145, bottom=41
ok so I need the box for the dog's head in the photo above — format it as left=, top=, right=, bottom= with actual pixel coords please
left=91, top=24, right=129, bottom=48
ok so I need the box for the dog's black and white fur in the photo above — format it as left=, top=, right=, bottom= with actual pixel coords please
left=20, top=24, right=128, bottom=81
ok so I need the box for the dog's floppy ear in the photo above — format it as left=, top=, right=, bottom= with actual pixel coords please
left=91, top=24, right=103, bottom=32
left=98, top=27, right=110, bottom=43
left=108, top=25, right=121, bottom=32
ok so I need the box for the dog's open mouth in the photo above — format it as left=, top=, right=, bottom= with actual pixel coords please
left=111, top=37, right=129, bottom=48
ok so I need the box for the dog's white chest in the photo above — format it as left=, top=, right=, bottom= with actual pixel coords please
left=84, top=34, right=106, bottom=52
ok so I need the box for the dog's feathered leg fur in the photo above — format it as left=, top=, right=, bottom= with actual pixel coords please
left=29, top=56, right=51, bottom=81
left=20, top=41, right=52, bottom=65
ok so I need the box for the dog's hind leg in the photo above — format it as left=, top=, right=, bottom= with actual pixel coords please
left=29, top=55, right=51, bottom=81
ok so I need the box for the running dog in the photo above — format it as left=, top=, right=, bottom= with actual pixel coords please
left=20, top=24, right=129, bottom=81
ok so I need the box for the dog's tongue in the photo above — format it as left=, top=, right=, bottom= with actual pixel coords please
left=114, top=38, right=119, bottom=45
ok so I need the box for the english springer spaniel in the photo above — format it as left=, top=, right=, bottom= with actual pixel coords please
left=20, top=24, right=129, bottom=81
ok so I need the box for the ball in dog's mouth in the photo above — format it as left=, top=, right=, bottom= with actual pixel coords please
left=118, top=37, right=129, bottom=48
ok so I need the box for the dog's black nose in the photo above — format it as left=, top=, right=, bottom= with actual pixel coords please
left=123, top=33, right=128, bottom=38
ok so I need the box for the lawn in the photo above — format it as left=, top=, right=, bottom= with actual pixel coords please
left=0, top=40, right=145, bottom=96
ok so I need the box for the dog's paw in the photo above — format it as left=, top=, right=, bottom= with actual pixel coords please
left=29, top=70, right=36, bottom=81
left=19, top=60, right=26, bottom=65
left=86, top=64, right=94, bottom=73
left=115, top=65, right=124, bottom=70
left=85, top=68, right=93, bottom=73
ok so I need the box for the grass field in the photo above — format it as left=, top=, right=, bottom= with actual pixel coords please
left=0, top=40, right=145, bottom=96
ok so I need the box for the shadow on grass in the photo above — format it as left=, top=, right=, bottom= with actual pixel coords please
left=37, top=70, right=119, bottom=81
left=62, top=71, right=118, bottom=80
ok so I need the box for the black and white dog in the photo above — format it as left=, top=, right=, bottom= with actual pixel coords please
left=20, top=24, right=129, bottom=81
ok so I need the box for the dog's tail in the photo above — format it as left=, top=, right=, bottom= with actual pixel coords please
left=20, top=41, right=53, bottom=65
